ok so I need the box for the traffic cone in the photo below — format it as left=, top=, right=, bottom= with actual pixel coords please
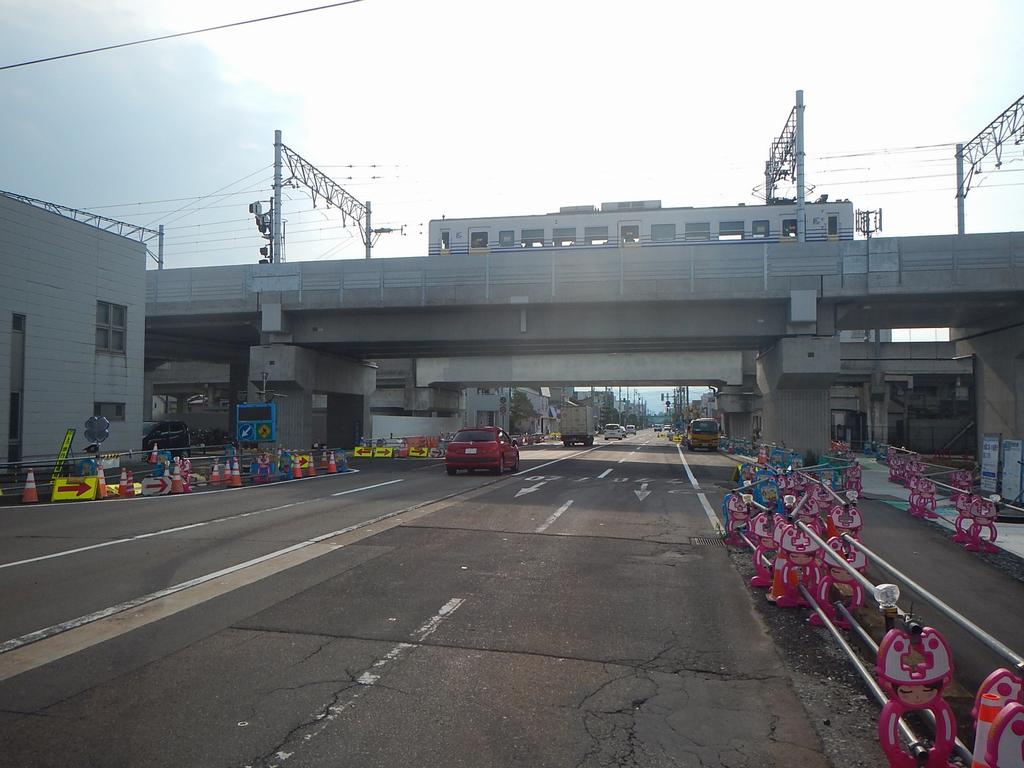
left=126, top=470, right=136, bottom=498
left=230, top=457, right=243, bottom=488
left=320, top=449, right=329, bottom=470
left=327, top=451, right=338, bottom=473
left=22, top=468, right=38, bottom=503
left=210, top=458, right=221, bottom=486
left=292, top=454, right=301, bottom=480
left=119, top=468, right=129, bottom=498
left=306, top=453, right=317, bottom=477
left=148, top=442, right=159, bottom=464
left=972, top=693, right=1004, bottom=768
left=170, top=463, right=184, bottom=494
left=96, top=469, right=108, bottom=499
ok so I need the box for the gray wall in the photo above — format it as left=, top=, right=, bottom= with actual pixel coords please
left=0, top=196, right=147, bottom=462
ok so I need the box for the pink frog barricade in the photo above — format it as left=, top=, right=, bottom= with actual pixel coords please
left=796, top=492, right=828, bottom=539
left=987, top=702, right=1024, bottom=768
left=844, top=461, right=863, bottom=495
left=908, top=477, right=939, bottom=520
left=952, top=493, right=980, bottom=545
left=827, top=493, right=864, bottom=540
left=809, top=537, right=867, bottom=629
left=749, top=510, right=777, bottom=588
left=876, top=625, right=957, bottom=768
left=950, top=469, right=974, bottom=502
left=964, top=495, right=1001, bottom=554
left=770, top=524, right=825, bottom=608
left=888, top=448, right=904, bottom=484
left=903, top=454, right=925, bottom=490
left=724, top=492, right=754, bottom=547
left=812, top=482, right=834, bottom=517
left=974, top=667, right=1024, bottom=723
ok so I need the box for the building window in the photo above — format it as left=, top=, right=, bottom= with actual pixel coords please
left=498, top=230, right=515, bottom=247
left=521, top=229, right=545, bottom=247
left=684, top=222, right=711, bottom=241
left=94, top=401, right=125, bottom=421
left=584, top=226, right=609, bottom=245
left=440, top=230, right=450, bottom=251
left=470, top=231, right=489, bottom=249
left=752, top=220, right=770, bottom=238
left=718, top=221, right=744, bottom=240
left=651, top=223, right=676, bottom=242
left=620, top=224, right=640, bottom=245
left=8, top=392, right=20, bottom=440
left=12, top=314, right=26, bottom=332
left=553, top=227, right=576, bottom=246
left=827, top=214, right=839, bottom=238
left=476, top=388, right=492, bottom=395
left=782, top=219, right=798, bottom=238
left=96, top=301, right=126, bottom=353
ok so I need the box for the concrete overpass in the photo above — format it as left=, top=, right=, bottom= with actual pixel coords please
left=146, top=232, right=1024, bottom=452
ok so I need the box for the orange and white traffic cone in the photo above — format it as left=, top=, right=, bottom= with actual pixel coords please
left=306, top=453, right=317, bottom=477
left=148, top=442, right=159, bottom=464
left=126, top=470, right=135, bottom=498
left=327, top=451, right=338, bottom=474
left=119, top=468, right=129, bottom=498
left=96, top=469, right=108, bottom=499
left=210, top=458, right=221, bottom=486
left=170, top=463, right=184, bottom=494
left=230, top=457, right=243, bottom=488
left=972, top=693, right=1004, bottom=768
left=22, top=468, right=39, bottom=503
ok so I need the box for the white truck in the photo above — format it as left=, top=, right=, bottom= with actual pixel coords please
left=560, top=405, right=595, bottom=447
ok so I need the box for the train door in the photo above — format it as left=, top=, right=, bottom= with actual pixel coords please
left=618, top=220, right=641, bottom=247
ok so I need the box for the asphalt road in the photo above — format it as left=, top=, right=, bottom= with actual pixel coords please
left=0, top=432, right=839, bottom=767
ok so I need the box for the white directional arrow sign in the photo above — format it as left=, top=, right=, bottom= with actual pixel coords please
left=634, top=482, right=651, bottom=501
left=515, top=481, right=547, bottom=498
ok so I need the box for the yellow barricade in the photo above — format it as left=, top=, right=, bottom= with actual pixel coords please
left=51, top=476, right=99, bottom=502
left=373, top=446, right=394, bottom=458
left=408, top=446, right=429, bottom=458
left=672, top=435, right=682, bottom=443
left=353, top=446, right=374, bottom=458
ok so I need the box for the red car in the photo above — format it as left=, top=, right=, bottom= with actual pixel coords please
left=445, top=427, right=520, bottom=475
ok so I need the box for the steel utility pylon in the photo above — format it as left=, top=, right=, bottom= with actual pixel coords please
left=956, top=92, right=1024, bottom=234
left=762, top=90, right=806, bottom=242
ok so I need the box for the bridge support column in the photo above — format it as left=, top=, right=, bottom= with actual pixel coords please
left=755, top=337, right=840, bottom=457
left=955, top=325, right=1024, bottom=452
left=717, top=386, right=754, bottom=441
left=249, top=345, right=375, bottom=450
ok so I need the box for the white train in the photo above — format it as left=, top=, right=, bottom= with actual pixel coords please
left=428, top=198, right=855, bottom=256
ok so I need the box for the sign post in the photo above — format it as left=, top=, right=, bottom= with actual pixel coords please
left=1000, top=438, right=1023, bottom=503
left=980, top=433, right=1001, bottom=494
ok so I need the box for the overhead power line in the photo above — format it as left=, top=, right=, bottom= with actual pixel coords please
left=0, top=0, right=368, bottom=72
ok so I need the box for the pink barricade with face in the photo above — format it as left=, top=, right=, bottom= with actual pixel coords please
left=909, top=478, right=938, bottom=520
left=828, top=499, right=864, bottom=540
left=772, top=524, right=824, bottom=609
left=844, top=462, right=863, bottom=494
left=888, top=450, right=903, bottom=484
left=749, top=511, right=777, bottom=588
left=974, top=668, right=1024, bottom=722
left=965, top=496, right=1000, bottom=554
left=953, top=494, right=978, bottom=544
left=950, top=469, right=974, bottom=502
left=808, top=537, right=867, bottom=629
left=876, top=626, right=957, bottom=768
left=987, top=702, right=1024, bottom=768
left=724, top=493, right=752, bottom=546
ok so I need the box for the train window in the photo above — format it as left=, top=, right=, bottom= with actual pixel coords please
left=470, top=231, right=489, bottom=248
left=553, top=227, right=576, bottom=246
left=499, top=230, right=515, bottom=247
left=584, top=226, right=609, bottom=245
left=684, top=222, right=711, bottom=241
left=827, top=215, right=839, bottom=238
left=620, top=224, right=640, bottom=245
left=751, top=220, right=770, bottom=238
left=440, top=230, right=450, bottom=251
left=651, top=223, right=676, bottom=242
left=718, top=221, right=744, bottom=240
left=521, top=229, right=545, bottom=247
left=782, top=219, right=798, bottom=238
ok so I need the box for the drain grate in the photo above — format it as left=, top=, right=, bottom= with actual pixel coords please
left=690, top=536, right=726, bottom=547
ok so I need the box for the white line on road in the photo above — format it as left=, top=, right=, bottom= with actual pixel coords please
left=598, top=468, right=613, bottom=479
left=515, top=481, right=547, bottom=498
left=676, top=443, right=699, bottom=489
left=512, top=444, right=604, bottom=476
left=617, top=457, right=627, bottom=463
left=698, top=492, right=724, bottom=533
left=536, top=500, right=573, bottom=533
left=0, top=480, right=405, bottom=572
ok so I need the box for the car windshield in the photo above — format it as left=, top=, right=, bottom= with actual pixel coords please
left=605, top=424, right=621, bottom=430
left=691, top=420, right=720, bottom=434
left=453, top=430, right=496, bottom=442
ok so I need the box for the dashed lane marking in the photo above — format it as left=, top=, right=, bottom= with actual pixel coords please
left=536, top=500, right=573, bottom=533
left=598, top=468, right=613, bottom=479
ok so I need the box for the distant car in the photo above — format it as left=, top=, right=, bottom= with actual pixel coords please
left=603, top=423, right=625, bottom=440
left=625, top=424, right=637, bottom=435
left=143, top=420, right=191, bottom=454
left=445, top=426, right=520, bottom=475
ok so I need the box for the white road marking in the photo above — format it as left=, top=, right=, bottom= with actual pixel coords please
left=514, top=481, right=547, bottom=498
left=0, top=479, right=404, bottom=571
left=676, top=443, right=699, bottom=489
left=634, top=483, right=651, bottom=501
left=698, top=492, right=724, bottom=533
left=536, top=500, right=573, bottom=533
left=512, top=444, right=604, bottom=476
left=598, top=468, right=613, bottom=479
left=272, top=597, right=466, bottom=766
left=617, top=457, right=628, bottom=464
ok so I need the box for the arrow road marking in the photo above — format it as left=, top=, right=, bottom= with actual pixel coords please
left=598, top=468, right=613, bottom=479
left=515, top=481, right=547, bottom=498
left=536, top=500, right=573, bottom=533
left=634, top=483, right=651, bottom=501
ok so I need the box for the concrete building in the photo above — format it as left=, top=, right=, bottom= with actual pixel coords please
left=0, top=194, right=147, bottom=463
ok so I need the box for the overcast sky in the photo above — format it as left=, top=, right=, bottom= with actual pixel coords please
left=2, top=0, right=1021, bottom=273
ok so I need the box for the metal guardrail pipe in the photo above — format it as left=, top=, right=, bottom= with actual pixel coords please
left=842, top=535, right=1024, bottom=672
left=799, top=471, right=850, bottom=506
left=794, top=521, right=877, bottom=597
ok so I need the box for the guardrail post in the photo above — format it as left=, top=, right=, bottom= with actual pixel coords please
left=485, top=251, right=491, bottom=300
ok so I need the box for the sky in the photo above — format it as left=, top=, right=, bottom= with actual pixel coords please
left=1, top=0, right=1020, bottom=407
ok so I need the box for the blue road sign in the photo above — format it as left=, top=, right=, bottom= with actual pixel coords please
left=236, top=403, right=277, bottom=442
left=237, top=422, right=256, bottom=441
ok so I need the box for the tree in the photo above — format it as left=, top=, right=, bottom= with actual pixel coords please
left=510, top=390, right=538, bottom=434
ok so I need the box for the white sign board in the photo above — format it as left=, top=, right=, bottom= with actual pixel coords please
left=141, top=476, right=172, bottom=496
left=1001, top=438, right=1023, bottom=503
left=980, top=433, right=1001, bottom=493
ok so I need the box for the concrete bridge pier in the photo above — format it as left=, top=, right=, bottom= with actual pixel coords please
left=248, top=344, right=376, bottom=450
left=717, top=385, right=755, bottom=442
left=755, top=337, right=841, bottom=457
left=955, top=325, right=1024, bottom=452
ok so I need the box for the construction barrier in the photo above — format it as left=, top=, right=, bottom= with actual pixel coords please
left=408, top=446, right=430, bottom=458
left=373, top=446, right=394, bottom=458
left=353, top=446, right=374, bottom=458
left=50, top=476, right=99, bottom=502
